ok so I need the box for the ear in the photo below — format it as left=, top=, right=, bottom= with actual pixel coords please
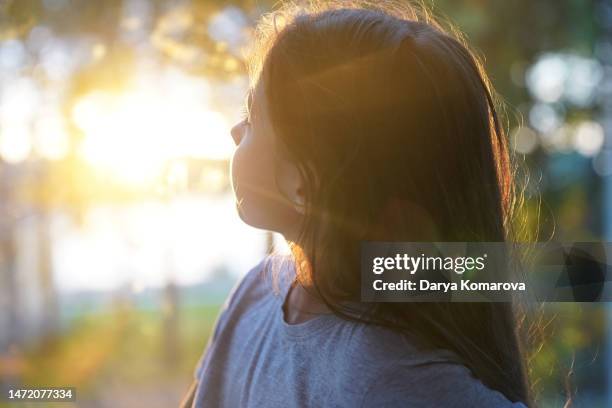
left=294, top=186, right=306, bottom=215
left=288, top=165, right=306, bottom=215
left=277, top=159, right=307, bottom=215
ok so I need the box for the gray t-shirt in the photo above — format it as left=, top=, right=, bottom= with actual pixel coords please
left=193, top=255, right=527, bottom=407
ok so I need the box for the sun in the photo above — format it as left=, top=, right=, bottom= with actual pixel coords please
left=71, top=72, right=235, bottom=187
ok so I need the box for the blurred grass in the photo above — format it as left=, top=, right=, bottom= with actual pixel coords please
left=1, top=304, right=220, bottom=407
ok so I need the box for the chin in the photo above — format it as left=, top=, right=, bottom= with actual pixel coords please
left=235, top=202, right=272, bottom=231
left=235, top=202, right=297, bottom=239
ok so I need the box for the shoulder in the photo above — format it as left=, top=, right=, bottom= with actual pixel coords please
left=193, top=254, right=292, bottom=379
left=226, top=253, right=293, bottom=310
left=361, top=356, right=526, bottom=408
left=210, top=253, right=294, bottom=328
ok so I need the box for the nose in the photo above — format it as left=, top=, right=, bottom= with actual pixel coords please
left=231, top=121, right=245, bottom=145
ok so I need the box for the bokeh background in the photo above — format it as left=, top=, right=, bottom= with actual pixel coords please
left=0, top=0, right=610, bottom=407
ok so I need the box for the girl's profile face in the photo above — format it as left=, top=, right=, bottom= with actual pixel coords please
left=229, top=79, right=304, bottom=240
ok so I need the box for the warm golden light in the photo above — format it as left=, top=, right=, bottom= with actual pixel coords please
left=71, top=74, right=234, bottom=186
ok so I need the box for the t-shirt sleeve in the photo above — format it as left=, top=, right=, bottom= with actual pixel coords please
left=360, top=360, right=527, bottom=408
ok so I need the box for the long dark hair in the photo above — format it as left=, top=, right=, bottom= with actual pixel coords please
left=249, top=1, right=530, bottom=405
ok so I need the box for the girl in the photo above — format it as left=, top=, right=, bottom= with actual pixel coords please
left=183, top=1, right=531, bottom=406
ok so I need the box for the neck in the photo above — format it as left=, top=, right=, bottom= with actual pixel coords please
left=282, top=281, right=331, bottom=324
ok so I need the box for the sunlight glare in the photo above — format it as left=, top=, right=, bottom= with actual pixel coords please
left=71, top=74, right=234, bottom=186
